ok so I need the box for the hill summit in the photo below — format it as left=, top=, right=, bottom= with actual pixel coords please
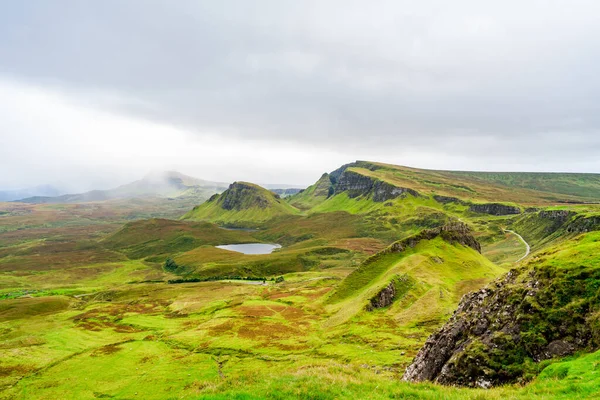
left=182, top=181, right=298, bottom=225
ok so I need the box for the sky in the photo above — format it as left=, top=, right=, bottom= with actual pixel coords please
left=1, top=1, right=600, bottom=191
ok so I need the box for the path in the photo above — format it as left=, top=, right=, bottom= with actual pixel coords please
left=505, top=229, right=531, bottom=263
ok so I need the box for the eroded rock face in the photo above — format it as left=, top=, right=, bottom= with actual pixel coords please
left=387, top=222, right=481, bottom=254
left=566, top=215, right=600, bottom=233
left=333, top=170, right=419, bottom=202
left=402, top=265, right=600, bottom=388
left=433, top=195, right=466, bottom=205
left=469, top=203, right=521, bottom=216
left=367, top=282, right=396, bottom=310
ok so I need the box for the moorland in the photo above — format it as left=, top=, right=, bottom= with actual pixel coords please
left=2, top=161, right=600, bottom=399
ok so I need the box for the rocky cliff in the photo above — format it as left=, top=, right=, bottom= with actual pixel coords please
left=333, top=169, right=420, bottom=202
left=469, top=203, right=521, bottom=216
left=403, top=259, right=600, bottom=388
left=366, top=274, right=415, bottom=311
left=566, top=214, right=600, bottom=233
left=385, top=222, right=481, bottom=254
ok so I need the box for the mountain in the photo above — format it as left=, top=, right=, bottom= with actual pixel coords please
left=182, top=181, right=299, bottom=226
left=0, top=184, right=63, bottom=202
left=15, top=171, right=228, bottom=204
left=290, top=161, right=600, bottom=211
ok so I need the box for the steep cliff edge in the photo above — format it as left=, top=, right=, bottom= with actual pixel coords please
left=469, top=203, right=521, bottom=216
left=403, top=232, right=600, bottom=388
left=334, top=169, right=420, bottom=202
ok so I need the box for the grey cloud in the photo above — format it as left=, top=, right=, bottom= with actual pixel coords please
left=2, top=0, right=600, bottom=167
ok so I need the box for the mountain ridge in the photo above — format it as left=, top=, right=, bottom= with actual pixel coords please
left=13, top=171, right=228, bottom=204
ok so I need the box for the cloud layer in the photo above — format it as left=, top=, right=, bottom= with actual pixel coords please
left=1, top=1, right=600, bottom=190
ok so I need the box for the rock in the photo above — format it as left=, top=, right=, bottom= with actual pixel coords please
left=333, top=170, right=419, bottom=202
left=433, top=195, right=466, bottom=205
left=566, top=215, right=600, bottom=233
left=366, top=282, right=396, bottom=310
left=544, top=340, right=575, bottom=358
left=469, top=203, right=521, bottom=216
left=385, top=222, right=481, bottom=254
left=402, top=264, right=600, bottom=387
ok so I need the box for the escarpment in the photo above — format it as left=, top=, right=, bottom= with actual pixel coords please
left=385, top=221, right=481, bottom=254
left=403, top=261, right=600, bottom=388
left=469, top=203, right=521, bottom=216
left=333, top=169, right=420, bottom=202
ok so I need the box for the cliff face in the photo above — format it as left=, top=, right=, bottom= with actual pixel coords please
left=403, top=261, right=600, bottom=388
left=567, top=214, right=600, bottom=233
left=386, top=222, right=481, bottom=254
left=469, top=203, right=521, bottom=216
left=433, top=195, right=466, bottom=205
left=368, top=282, right=396, bottom=310
left=333, top=170, right=420, bottom=202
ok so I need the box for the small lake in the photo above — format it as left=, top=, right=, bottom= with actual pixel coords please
left=215, top=243, right=281, bottom=255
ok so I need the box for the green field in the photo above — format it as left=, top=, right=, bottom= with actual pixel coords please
left=2, top=161, right=600, bottom=398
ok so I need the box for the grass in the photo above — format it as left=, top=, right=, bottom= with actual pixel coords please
left=343, top=161, right=600, bottom=205
left=3, top=161, right=600, bottom=398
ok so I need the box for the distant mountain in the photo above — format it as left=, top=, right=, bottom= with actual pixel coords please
left=0, top=184, right=64, bottom=202
left=15, top=171, right=228, bottom=204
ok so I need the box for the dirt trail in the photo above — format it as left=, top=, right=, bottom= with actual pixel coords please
left=505, top=229, right=530, bottom=263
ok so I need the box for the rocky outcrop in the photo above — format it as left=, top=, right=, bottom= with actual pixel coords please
left=433, top=195, right=467, bottom=205
left=403, top=263, right=600, bottom=387
left=538, top=209, right=575, bottom=223
left=566, top=214, right=600, bottom=234
left=386, top=222, right=481, bottom=254
left=334, top=170, right=419, bottom=202
left=366, top=275, right=415, bottom=311
left=469, top=203, right=521, bottom=216
left=367, top=282, right=396, bottom=310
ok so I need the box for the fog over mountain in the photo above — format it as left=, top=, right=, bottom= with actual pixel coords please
left=2, top=1, right=600, bottom=191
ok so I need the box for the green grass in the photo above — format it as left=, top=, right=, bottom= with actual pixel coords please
left=345, top=161, right=600, bottom=205
left=3, top=161, right=600, bottom=399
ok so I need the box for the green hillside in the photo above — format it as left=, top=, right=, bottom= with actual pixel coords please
left=290, top=161, right=600, bottom=211
left=3, top=160, right=600, bottom=399
left=182, top=181, right=299, bottom=226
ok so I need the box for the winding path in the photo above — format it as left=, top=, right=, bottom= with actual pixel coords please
left=505, top=229, right=530, bottom=263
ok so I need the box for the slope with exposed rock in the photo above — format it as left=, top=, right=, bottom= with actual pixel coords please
left=403, top=231, right=600, bottom=388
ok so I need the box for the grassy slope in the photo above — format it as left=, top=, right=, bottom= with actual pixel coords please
left=347, top=161, right=600, bottom=204
left=288, top=173, right=331, bottom=210
left=325, top=237, right=505, bottom=327
left=101, top=218, right=256, bottom=260
left=4, top=163, right=600, bottom=398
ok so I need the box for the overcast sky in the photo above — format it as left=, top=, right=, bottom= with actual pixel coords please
left=2, top=1, right=600, bottom=191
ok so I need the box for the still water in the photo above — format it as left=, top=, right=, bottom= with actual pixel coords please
left=215, top=243, right=281, bottom=255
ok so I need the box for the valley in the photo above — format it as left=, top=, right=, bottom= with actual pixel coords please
left=2, top=161, right=600, bottom=399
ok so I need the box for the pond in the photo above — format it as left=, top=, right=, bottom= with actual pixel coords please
left=215, top=243, right=282, bottom=255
